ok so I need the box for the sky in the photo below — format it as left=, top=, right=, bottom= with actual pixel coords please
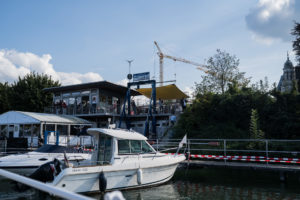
left=0, top=0, right=300, bottom=95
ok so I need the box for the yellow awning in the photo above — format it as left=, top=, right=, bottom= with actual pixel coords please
left=137, top=84, right=189, bottom=100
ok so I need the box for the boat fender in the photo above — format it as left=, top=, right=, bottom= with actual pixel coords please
left=29, top=158, right=62, bottom=183
left=99, top=171, right=107, bottom=192
left=137, top=169, right=142, bottom=185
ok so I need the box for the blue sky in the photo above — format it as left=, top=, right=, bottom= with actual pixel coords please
left=0, top=0, right=299, bottom=94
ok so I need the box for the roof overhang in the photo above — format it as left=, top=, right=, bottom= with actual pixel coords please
left=43, top=81, right=140, bottom=96
left=137, top=84, right=189, bottom=100
left=87, top=128, right=147, bottom=140
left=0, top=111, right=92, bottom=125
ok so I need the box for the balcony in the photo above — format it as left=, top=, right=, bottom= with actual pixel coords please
left=44, top=104, right=121, bottom=116
left=44, top=102, right=183, bottom=117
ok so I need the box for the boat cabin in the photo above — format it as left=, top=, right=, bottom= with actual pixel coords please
left=87, top=128, right=155, bottom=165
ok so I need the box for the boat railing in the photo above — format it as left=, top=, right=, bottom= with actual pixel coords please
left=0, top=136, right=94, bottom=158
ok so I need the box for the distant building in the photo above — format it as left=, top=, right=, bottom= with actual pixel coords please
left=277, top=53, right=300, bottom=93
left=0, top=111, right=92, bottom=148
left=43, top=81, right=188, bottom=138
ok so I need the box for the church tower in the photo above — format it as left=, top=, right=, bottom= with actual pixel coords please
left=277, top=53, right=296, bottom=93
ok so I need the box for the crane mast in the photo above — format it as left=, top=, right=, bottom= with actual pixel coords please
left=154, top=41, right=209, bottom=86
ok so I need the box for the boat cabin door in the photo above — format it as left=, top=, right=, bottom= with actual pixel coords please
left=97, top=134, right=113, bottom=165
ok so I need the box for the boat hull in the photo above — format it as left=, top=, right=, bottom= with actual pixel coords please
left=51, top=155, right=185, bottom=193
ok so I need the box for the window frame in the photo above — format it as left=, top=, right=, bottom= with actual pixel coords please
left=117, top=139, right=155, bottom=155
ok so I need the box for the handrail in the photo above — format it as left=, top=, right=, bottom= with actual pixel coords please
left=153, top=138, right=300, bottom=162
left=0, top=169, right=94, bottom=200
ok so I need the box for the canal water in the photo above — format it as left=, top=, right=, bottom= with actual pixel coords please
left=0, top=167, right=300, bottom=199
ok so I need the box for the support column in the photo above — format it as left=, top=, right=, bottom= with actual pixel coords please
left=40, top=123, right=44, bottom=139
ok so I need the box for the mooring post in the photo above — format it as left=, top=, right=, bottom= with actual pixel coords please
left=280, top=171, right=287, bottom=182
left=188, top=139, right=190, bottom=156
left=265, top=140, right=269, bottom=165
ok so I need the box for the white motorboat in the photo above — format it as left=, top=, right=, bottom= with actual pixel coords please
left=0, top=144, right=92, bottom=176
left=46, top=128, right=186, bottom=193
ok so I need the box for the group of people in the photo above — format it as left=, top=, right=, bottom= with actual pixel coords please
left=158, top=98, right=187, bottom=114
left=54, top=100, right=67, bottom=114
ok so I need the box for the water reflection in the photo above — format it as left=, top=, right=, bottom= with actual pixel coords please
left=1, top=168, right=300, bottom=200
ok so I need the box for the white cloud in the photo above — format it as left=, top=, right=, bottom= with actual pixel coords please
left=183, top=86, right=194, bottom=99
left=0, top=49, right=103, bottom=85
left=250, top=33, right=278, bottom=45
left=246, top=0, right=300, bottom=42
left=117, top=79, right=129, bottom=86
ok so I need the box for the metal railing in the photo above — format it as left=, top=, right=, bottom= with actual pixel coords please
left=149, top=138, right=300, bottom=162
left=44, top=104, right=120, bottom=115
left=44, top=102, right=183, bottom=116
left=0, top=135, right=94, bottom=157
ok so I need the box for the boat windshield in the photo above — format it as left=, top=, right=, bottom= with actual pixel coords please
left=97, top=135, right=112, bottom=165
left=118, top=140, right=155, bottom=154
left=35, top=145, right=80, bottom=153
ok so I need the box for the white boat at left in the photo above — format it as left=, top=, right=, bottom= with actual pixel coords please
left=43, top=128, right=186, bottom=193
left=0, top=145, right=92, bottom=176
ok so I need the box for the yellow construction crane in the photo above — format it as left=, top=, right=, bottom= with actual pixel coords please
left=154, top=41, right=210, bottom=86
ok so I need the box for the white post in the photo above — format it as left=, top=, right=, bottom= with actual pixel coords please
left=40, top=123, right=44, bottom=139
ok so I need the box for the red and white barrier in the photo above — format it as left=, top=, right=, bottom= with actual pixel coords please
left=74, top=147, right=94, bottom=152
left=164, top=153, right=300, bottom=164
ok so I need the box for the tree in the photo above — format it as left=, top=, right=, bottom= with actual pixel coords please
left=195, top=49, right=250, bottom=95
left=9, top=72, right=60, bottom=112
left=0, top=82, right=11, bottom=114
left=249, top=109, right=264, bottom=139
left=292, top=22, right=300, bottom=65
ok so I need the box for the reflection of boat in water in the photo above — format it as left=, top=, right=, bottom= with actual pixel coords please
left=123, top=182, right=180, bottom=200
left=0, top=144, right=91, bottom=176
left=41, top=128, right=185, bottom=193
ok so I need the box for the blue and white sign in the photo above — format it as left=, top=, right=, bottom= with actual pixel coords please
left=133, top=72, right=150, bottom=82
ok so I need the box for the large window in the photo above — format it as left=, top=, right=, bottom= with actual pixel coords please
left=97, top=135, right=112, bottom=164
left=118, top=140, right=155, bottom=154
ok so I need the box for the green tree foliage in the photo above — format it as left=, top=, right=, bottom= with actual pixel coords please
left=0, top=72, right=60, bottom=113
left=292, top=21, right=300, bottom=65
left=249, top=109, right=264, bottom=139
left=0, top=82, right=11, bottom=113
left=248, top=109, right=264, bottom=150
left=195, top=49, right=250, bottom=95
left=174, top=82, right=300, bottom=140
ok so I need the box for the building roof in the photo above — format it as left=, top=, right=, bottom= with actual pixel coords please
left=137, top=84, right=189, bottom=100
left=87, top=128, right=147, bottom=140
left=43, top=80, right=141, bottom=96
left=0, top=111, right=92, bottom=125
